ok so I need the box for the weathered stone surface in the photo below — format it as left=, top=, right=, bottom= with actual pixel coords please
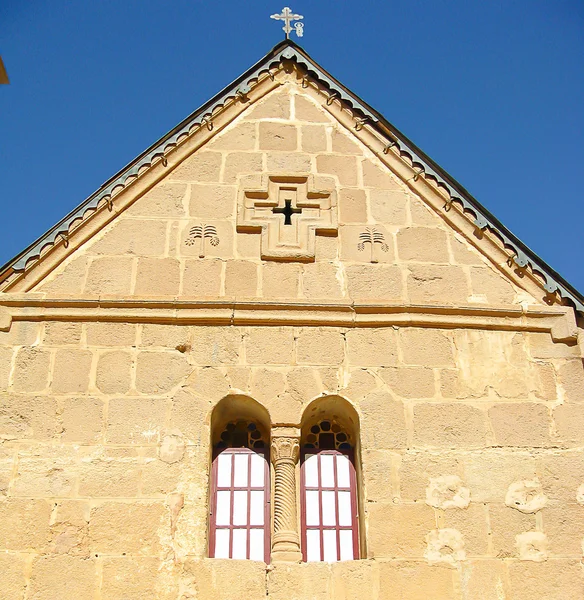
left=85, top=256, right=133, bottom=295
left=52, top=349, right=93, bottom=393
left=316, top=155, right=358, bottom=186
left=489, top=503, right=535, bottom=557
left=86, top=322, right=136, bottom=346
left=106, top=398, right=167, bottom=444
left=102, top=557, right=177, bottom=600
left=259, top=122, right=297, bottom=151
left=262, top=262, right=300, bottom=298
left=397, top=227, right=449, bottom=263
left=0, top=498, right=52, bottom=550
left=246, top=327, right=295, bottom=365
left=294, top=95, right=330, bottom=123
left=191, top=327, right=243, bottom=366
left=135, top=257, right=181, bottom=296
left=379, top=366, right=435, bottom=398
left=43, top=321, right=82, bottom=345
left=96, top=350, right=132, bottom=394
left=407, top=264, right=470, bottom=305
left=378, top=561, right=455, bottom=600
left=400, top=328, right=454, bottom=367
left=507, top=560, right=584, bottom=600
left=12, top=347, right=50, bottom=392
left=345, top=265, right=402, bottom=301
left=360, top=390, right=407, bottom=449
left=346, top=328, right=398, bottom=367
left=225, top=260, right=258, bottom=296
left=182, top=258, right=222, bottom=297
left=90, top=219, right=167, bottom=256
left=172, top=151, right=222, bottom=182
left=28, top=556, right=97, bottom=600
left=302, top=262, right=344, bottom=299
left=489, top=403, right=552, bottom=447
left=0, top=395, right=58, bottom=440
left=296, top=328, right=344, bottom=365
left=0, top=552, right=27, bottom=600
left=189, top=183, right=236, bottom=218
left=127, top=182, right=187, bottom=217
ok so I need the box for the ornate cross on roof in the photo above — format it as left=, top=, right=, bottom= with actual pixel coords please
left=270, top=7, right=304, bottom=39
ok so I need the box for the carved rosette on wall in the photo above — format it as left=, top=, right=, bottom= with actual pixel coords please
left=237, top=174, right=338, bottom=261
left=271, top=435, right=302, bottom=561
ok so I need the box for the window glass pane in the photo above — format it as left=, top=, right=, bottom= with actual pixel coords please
left=320, top=454, right=335, bottom=487
left=339, top=529, right=354, bottom=561
left=249, top=490, right=264, bottom=526
left=233, top=453, right=249, bottom=487
left=217, top=453, right=232, bottom=487
left=338, top=491, right=352, bottom=526
left=232, top=528, right=247, bottom=559
left=249, top=529, right=264, bottom=561
left=321, top=490, right=336, bottom=526
left=306, top=529, right=321, bottom=562
left=305, top=490, right=320, bottom=526
left=336, top=454, right=351, bottom=488
left=232, top=490, right=248, bottom=525
left=216, top=490, right=231, bottom=526
left=214, top=529, right=230, bottom=558
left=304, top=454, right=318, bottom=487
left=323, top=529, right=338, bottom=562
left=250, top=452, right=265, bottom=487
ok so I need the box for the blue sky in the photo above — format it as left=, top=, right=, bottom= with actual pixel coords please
left=1, top=1, right=583, bottom=294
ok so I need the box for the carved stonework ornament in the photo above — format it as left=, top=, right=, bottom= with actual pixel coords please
left=271, top=436, right=300, bottom=463
left=357, top=227, right=389, bottom=263
left=238, top=175, right=337, bottom=261
left=185, top=224, right=219, bottom=258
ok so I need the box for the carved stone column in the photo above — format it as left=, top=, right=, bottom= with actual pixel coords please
left=271, top=432, right=302, bottom=562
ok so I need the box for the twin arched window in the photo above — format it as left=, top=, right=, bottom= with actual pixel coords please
left=208, top=396, right=361, bottom=563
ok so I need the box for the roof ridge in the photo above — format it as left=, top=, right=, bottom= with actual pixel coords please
left=1, top=41, right=582, bottom=314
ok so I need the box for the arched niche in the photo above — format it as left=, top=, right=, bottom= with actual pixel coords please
left=211, top=394, right=271, bottom=449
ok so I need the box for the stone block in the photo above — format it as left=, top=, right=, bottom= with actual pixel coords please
left=236, top=230, right=262, bottom=258
left=0, top=347, right=11, bottom=392
left=450, top=235, right=484, bottom=265
left=89, top=502, right=166, bottom=554
left=339, top=368, right=377, bottom=400
left=11, top=456, right=76, bottom=497
left=247, top=89, right=290, bottom=119
left=407, top=264, right=470, bottom=305
left=86, top=322, right=136, bottom=346
left=460, top=560, right=508, bottom=600
left=78, top=459, right=140, bottom=497
left=360, top=390, right=407, bottom=449
left=170, top=387, right=211, bottom=442
left=378, top=561, right=456, bottom=600
left=534, top=361, right=557, bottom=400
left=558, top=359, right=584, bottom=403
left=11, top=347, right=50, bottom=392
left=302, top=262, right=344, bottom=299
left=268, top=561, right=331, bottom=600
left=0, top=395, right=58, bottom=440
left=134, top=257, right=181, bottom=296
left=553, top=403, right=584, bottom=446
left=136, top=350, right=190, bottom=394
left=379, top=366, right=435, bottom=398
left=141, top=459, right=182, bottom=496
left=489, top=503, right=535, bottom=557
left=507, top=559, right=583, bottom=600
left=0, top=498, right=51, bottom=550
left=266, top=151, right=311, bottom=173
left=182, top=558, right=267, bottom=600
left=316, top=155, right=357, bottom=186
left=331, top=560, right=379, bottom=599
left=127, top=182, right=187, bottom=217
left=296, top=328, right=344, bottom=365
left=346, top=328, right=398, bottom=367
left=190, top=326, right=243, bottom=366
left=96, top=350, right=132, bottom=394
left=294, top=95, right=330, bottom=122
left=262, top=262, right=301, bottom=298
left=186, top=367, right=230, bottom=402
left=441, top=503, right=489, bottom=556
left=208, top=121, right=256, bottom=150
left=543, top=503, right=584, bottom=556
left=90, top=219, right=167, bottom=256
left=0, top=552, right=27, bottom=600
left=62, top=397, right=104, bottom=443
left=489, top=403, right=551, bottom=447
left=0, top=321, right=40, bottom=346
left=362, top=160, right=400, bottom=189
left=141, top=324, right=191, bottom=349
left=223, top=152, right=263, bottom=184
left=85, top=256, right=133, bottom=295
left=367, top=502, right=435, bottom=557
left=410, top=198, right=442, bottom=226
left=339, top=188, right=368, bottom=223
left=102, top=556, right=177, bottom=600
left=528, top=333, right=581, bottom=360
left=37, top=256, right=89, bottom=295
left=400, top=328, right=455, bottom=367
left=52, top=349, right=92, bottom=393
left=399, top=452, right=465, bottom=502
left=48, top=500, right=89, bottom=556
left=370, top=189, right=408, bottom=225
left=189, top=183, right=236, bottom=218
left=470, top=266, right=517, bottom=304
left=331, top=128, right=362, bottom=155
left=413, top=403, right=487, bottom=448
left=259, top=122, right=297, bottom=150
left=300, top=124, right=327, bottom=153
left=28, top=556, right=97, bottom=600
left=540, top=453, right=584, bottom=502
left=182, top=258, right=222, bottom=297
left=171, top=150, right=222, bottom=182
left=397, top=227, right=450, bottom=263
left=43, top=321, right=82, bottom=345
left=246, top=327, right=295, bottom=365
left=106, top=397, right=167, bottom=444
left=361, top=449, right=397, bottom=502
left=225, top=260, right=258, bottom=296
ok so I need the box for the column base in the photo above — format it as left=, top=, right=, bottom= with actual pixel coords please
left=271, top=549, right=303, bottom=563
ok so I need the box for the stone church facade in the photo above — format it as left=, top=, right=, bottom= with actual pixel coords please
left=0, top=41, right=583, bottom=599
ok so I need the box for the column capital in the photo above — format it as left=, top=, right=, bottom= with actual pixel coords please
left=271, top=435, right=300, bottom=464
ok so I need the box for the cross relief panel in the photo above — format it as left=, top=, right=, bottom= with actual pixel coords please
left=237, top=175, right=338, bottom=261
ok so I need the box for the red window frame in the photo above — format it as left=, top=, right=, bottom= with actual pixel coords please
left=209, top=447, right=271, bottom=563
left=300, top=448, right=360, bottom=562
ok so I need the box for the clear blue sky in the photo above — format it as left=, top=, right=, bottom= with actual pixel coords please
left=1, top=1, right=583, bottom=293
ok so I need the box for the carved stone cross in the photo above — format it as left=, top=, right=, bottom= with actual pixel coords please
left=238, top=175, right=337, bottom=261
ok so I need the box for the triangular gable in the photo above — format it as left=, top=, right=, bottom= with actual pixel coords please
left=1, top=40, right=582, bottom=315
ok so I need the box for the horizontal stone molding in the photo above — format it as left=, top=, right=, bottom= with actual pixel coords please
left=0, top=296, right=578, bottom=343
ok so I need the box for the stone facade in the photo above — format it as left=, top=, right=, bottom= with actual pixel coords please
left=0, top=54, right=583, bottom=599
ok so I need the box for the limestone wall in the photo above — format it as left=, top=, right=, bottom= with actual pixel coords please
left=1, top=320, right=583, bottom=599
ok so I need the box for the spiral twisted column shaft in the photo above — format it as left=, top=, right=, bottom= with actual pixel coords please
left=271, top=434, right=302, bottom=562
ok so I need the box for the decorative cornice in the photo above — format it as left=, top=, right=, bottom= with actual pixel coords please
left=0, top=297, right=577, bottom=343
left=1, top=40, right=582, bottom=315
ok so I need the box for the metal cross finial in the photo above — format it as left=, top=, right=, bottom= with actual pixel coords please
left=270, top=7, right=304, bottom=39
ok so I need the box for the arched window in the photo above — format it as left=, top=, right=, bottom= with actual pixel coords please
left=209, top=397, right=270, bottom=562
left=300, top=398, right=361, bottom=562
